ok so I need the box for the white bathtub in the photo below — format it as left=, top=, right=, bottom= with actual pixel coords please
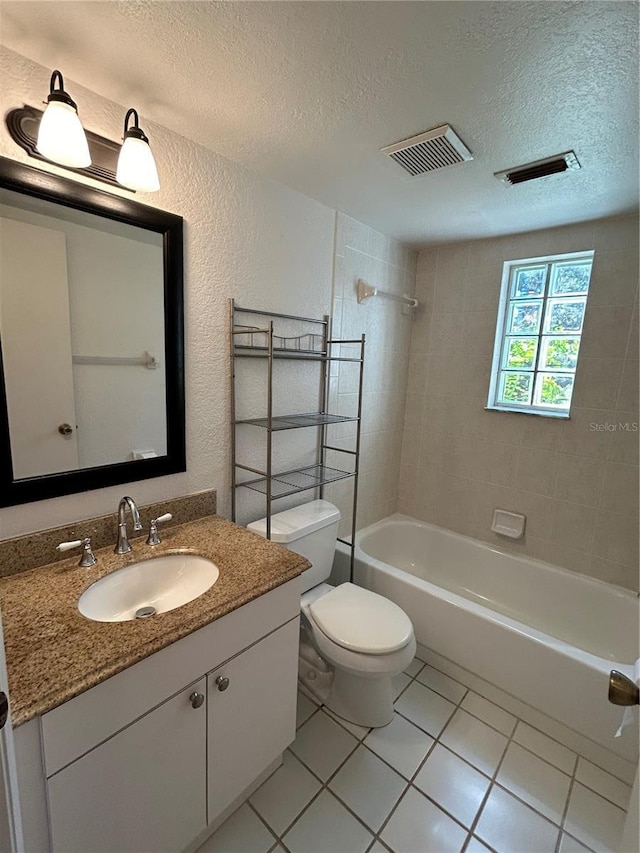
left=334, top=514, right=639, bottom=762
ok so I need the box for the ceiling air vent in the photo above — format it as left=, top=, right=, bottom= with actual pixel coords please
left=495, top=151, right=581, bottom=185
left=381, top=124, right=473, bottom=177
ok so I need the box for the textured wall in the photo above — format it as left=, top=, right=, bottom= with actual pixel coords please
left=399, top=215, right=639, bottom=591
left=0, top=47, right=335, bottom=539
left=324, top=214, right=417, bottom=538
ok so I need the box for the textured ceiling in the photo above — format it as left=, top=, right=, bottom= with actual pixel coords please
left=0, top=1, right=638, bottom=246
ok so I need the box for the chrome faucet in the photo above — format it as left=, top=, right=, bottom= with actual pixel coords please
left=114, top=496, right=143, bottom=554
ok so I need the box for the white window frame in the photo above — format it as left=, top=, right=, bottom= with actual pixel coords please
left=487, top=250, right=595, bottom=418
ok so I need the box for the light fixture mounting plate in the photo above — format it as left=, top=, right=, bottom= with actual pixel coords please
left=5, top=105, right=132, bottom=191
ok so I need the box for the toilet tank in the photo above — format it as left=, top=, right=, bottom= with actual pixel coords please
left=247, top=500, right=341, bottom=593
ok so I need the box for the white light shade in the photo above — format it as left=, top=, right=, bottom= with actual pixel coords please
left=116, top=136, right=160, bottom=192
left=36, top=100, right=91, bottom=168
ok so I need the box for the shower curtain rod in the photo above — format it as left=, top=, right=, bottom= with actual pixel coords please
left=356, top=278, right=418, bottom=308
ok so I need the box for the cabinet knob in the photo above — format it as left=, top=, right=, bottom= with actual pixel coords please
left=189, top=691, right=205, bottom=709
left=216, top=676, right=230, bottom=692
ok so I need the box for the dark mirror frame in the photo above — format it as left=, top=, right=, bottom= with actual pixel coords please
left=0, top=156, right=185, bottom=507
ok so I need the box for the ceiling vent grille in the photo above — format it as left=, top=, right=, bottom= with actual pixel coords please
left=381, top=124, right=473, bottom=177
left=495, top=151, right=581, bottom=185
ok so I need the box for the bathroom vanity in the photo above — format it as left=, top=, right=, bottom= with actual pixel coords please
left=0, top=514, right=307, bottom=853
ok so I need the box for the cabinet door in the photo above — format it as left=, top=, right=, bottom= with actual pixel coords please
left=208, top=618, right=299, bottom=822
left=48, top=678, right=207, bottom=853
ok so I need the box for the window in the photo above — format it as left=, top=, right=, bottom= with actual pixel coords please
left=487, top=251, right=594, bottom=417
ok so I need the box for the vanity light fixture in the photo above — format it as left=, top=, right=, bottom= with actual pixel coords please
left=7, top=78, right=161, bottom=192
left=116, top=108, right=160, bottom=192
left=36, top=70, right=91, bottom=168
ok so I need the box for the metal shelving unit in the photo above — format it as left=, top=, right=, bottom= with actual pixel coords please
left=230, top=299, right=365, bottom=578
left=236, top=413, right=356, bottom=430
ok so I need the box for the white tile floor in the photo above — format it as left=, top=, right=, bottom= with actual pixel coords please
left=199, top=656, right=632, bottom=853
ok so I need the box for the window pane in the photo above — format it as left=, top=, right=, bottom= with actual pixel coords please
left=509, top=301, right=542, bottom=334
left=503, top=337, right=537, bottom=369
left=534, top=372, right=574, bottom=408
left=498, top=371, right=533, bottom=405
left=490, top=253, right=592, bottom=415
left=540, top=336, right=581, bottom=371
left=550, top=261, right=592, bottom=296
left=545, top=297, right=586, bottom=333
left=512, top=265, right=547, bottom=299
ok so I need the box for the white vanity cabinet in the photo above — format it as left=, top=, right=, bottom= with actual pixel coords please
left=22, top=577, right=300, bottom=853
left=207, top=618, right=298, bottom=822
left=47, top=677, right=208, bottom=853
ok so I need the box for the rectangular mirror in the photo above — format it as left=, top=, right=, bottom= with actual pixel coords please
left=0, top=156, right=185, bottom=506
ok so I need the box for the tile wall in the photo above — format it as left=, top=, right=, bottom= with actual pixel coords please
left=325, top=214, right=417, bottom=537
left=398, top=215, right=639, bottom=591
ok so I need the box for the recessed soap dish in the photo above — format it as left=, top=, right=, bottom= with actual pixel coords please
left=491, top=509, right=526, bottom=539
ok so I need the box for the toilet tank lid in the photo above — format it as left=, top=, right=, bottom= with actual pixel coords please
left=247, top=499, right=341, bottom=543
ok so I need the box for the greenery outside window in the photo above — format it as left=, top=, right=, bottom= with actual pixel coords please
left=487, top=251, right=594, bottom=417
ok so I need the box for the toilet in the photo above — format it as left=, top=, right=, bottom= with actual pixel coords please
left=248, top=499, right=416, bottom=727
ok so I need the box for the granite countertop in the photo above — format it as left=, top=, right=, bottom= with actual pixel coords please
left=0, top=515, right=309, bottom=727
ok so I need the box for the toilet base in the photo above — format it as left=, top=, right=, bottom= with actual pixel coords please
left=298, top=648, right=332, bottom=706
left=298, top=638, right=395, bottom=728
left=326, top=669, right=395, bottom=728
left=297, top=661, right=394, bottom=728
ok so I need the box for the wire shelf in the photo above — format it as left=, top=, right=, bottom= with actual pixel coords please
left=239, top=464, right=354, bottom=498
left=236, top=412, right=358, bottom=431
left=233, top=325, right=325, bottom=353
left=233, top=348, right=362, bottom=363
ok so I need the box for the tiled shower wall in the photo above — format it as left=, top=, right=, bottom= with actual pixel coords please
left=325, top=213, right=417, bottom=537
left=398, top=214, right=639, bottom=591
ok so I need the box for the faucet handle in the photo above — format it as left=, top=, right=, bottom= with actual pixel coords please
left=57, top=537, right=97, bottom=567
left=146, top=513, right=172, bottom=546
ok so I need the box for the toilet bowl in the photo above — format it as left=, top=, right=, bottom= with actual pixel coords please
left=247, top=500, right=416, bottom=728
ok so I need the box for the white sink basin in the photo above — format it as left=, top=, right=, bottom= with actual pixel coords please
left=78, top=554, right=219, bottom=622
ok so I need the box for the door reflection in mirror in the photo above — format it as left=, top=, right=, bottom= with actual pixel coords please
left=0, top=187, right=166, bottom=480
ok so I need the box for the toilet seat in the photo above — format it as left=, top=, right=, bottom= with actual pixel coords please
left=307, top=582, right=413, bottom=654
left=306, top=610, right=416, bottom=678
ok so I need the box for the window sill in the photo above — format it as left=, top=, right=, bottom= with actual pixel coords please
left=485, top=405, right=571, bottom=419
